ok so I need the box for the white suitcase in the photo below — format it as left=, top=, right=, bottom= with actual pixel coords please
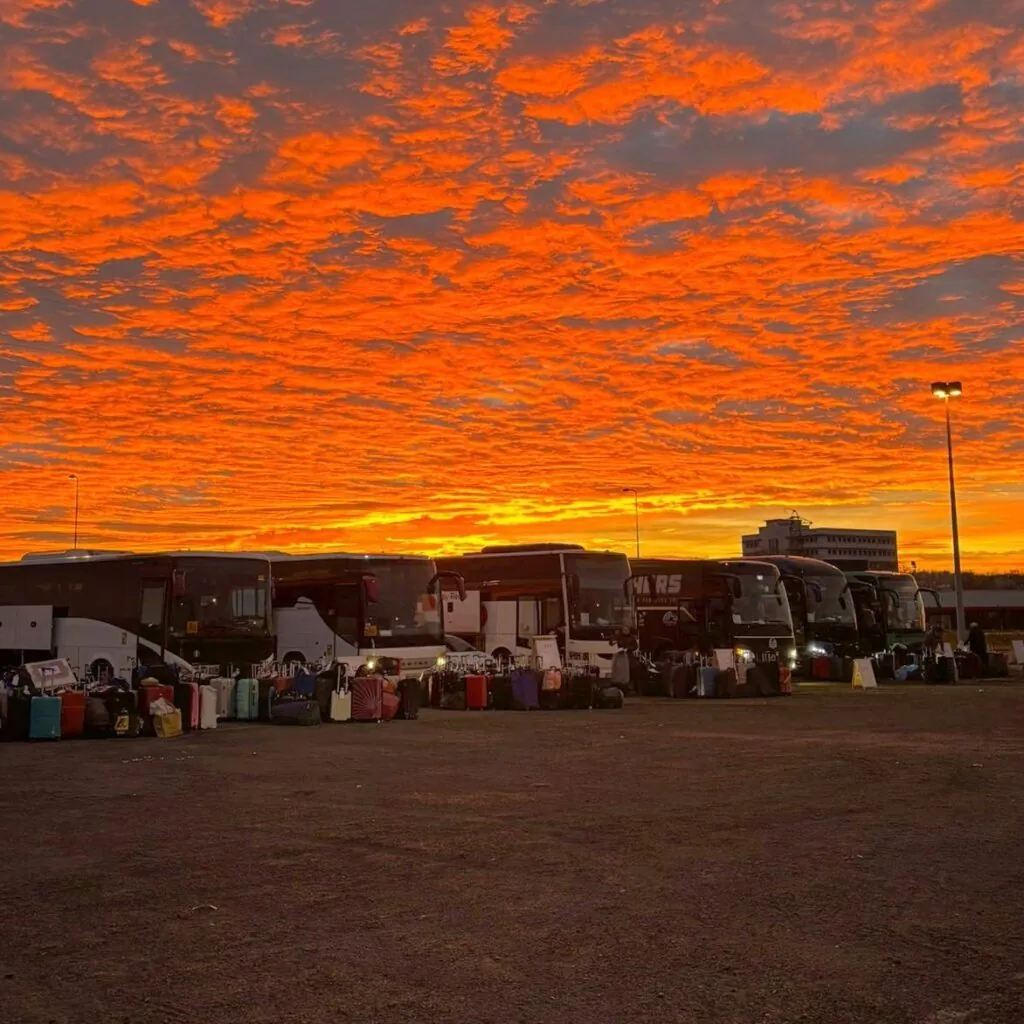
left=329, top=689, right=351, bottom=722
left=212, top=677, right=237, bottom=719
left=199, top=684, right=218, bottom=729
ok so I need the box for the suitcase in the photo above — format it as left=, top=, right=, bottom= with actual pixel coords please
left=465, top=675, right=488, bottom=710
left=699, top=665, right=718, bottom=698
left=511, top=668, right=539, bottom=710
left=439, top=675, right=466, bottom=711
left=59, top=690, right=87, bottom=738
left=381, top=691, right=400, bottom=721
left=713, top=668, right=736, bottom=699
left=258, top=679, right=275, bottom=721
left=351, top=676, right=384, bottom=721
left=29, top=695, right=61, bottom=740
left=670, top=663, right=692, bottom=699
left=3, top=692, right=32, bottom=741
left=85, top=696, right=112, bottom=737
left=173, top=682, right=198, bottom=732
left=234, top=678, right=260, bottom=720
left=395, top=678, right=420, bottom=720
left=566, top=675, right=597, bottom=710
left=200, top=684, right=218, bottom=729
left=329, top=688, right=352, bottom=722
left=212, top=677, right=237, bottom=719
left=270, top=700, right=322, bottom=726
left=597, top=685, right=624, bottom=709
left=314, top=677, right=334, bottom=722
left=541, top=668, right=562, bottom=692
left=811, top=656, right=831, bottom=680
left=779, top=666, right=793, bottom=696
left=291, top=671, right=317, bottom=698
left=104, top=689, right=140, bottom=737
left=488, top=674, right=513, bottom=711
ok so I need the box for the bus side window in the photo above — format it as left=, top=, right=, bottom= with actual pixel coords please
left=541, top=597, right=563, bottom=633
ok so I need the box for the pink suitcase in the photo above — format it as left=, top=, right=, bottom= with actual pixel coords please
left=351, top=676, right=384, bottom=721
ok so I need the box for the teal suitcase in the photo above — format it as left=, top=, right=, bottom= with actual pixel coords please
left=235, top=678, right=259, bottom=720
left=29, top=695, right=61, bottom=740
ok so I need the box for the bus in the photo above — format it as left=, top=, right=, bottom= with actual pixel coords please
left=748, top=555, right=862, bottom=678
left=844, top=570, right=936, bottom=660
left=631, top=558, right=796, bottom=680
left=434, top=544, right=633, bottom=676
left=0, top=550, right=274, bottom=679
left=270, top=553, right=464, bottom=676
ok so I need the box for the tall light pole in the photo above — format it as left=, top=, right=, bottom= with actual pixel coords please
left=930, top=382, right=965, bottom=644
left=622, top=488, right=640, bottom=558
left=68, top=473, right=79, bottom=550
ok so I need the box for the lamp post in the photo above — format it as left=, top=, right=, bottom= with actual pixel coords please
left=68, top=473, right=79, bottom=550
left=622, top=488, right=640, bottom=558
left=930, top=382, right=965, bottom=644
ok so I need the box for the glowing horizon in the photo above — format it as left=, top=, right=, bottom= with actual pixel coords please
left=1, top=1, right=1022, bottom=571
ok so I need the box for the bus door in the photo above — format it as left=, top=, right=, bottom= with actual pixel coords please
left=138, top=577, right=170, bottom=667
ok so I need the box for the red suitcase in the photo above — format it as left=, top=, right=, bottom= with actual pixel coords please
left=139, top=684, right=174, bottom=716
left=465, top=675, right=488, bottom=710
left=381, top=691, right=400, bottom=721
left=59, top=691, right=86, bottom=738
left=351, top=676, right=384, bottom=721
left=811, top=656, right=832, bottom=680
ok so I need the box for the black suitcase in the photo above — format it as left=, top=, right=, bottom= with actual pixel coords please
left=396, top=678, right=420, bottom=720
left=258, top=678, right=275, bottom=721
left=670, top=663, right=693, bottom=699
left=439, top=674, right=466, bottom=711
left=104, top=688, right=140, bottom=737
left=597, top=685, right=624, bottom=709
left=566, top=674, right=597, bottom=709
left=2, top=691, right=32, bottom=742
left=488, top=674, right=513, bottom=710
left=313, top=677, right=334, bottom=722
left=271, top=700, right=322, bottom=726
left=85, top=696, right=112, bottom=736
left=172, top=683, right=196, bottom=732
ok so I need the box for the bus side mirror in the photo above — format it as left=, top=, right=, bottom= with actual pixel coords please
left=172, top=570, right=186, bottom=597
left=808, top=581, right=823, bottom=603
left=362, top=576, right=380, bottom=604
left=428, top=572, right=467, bottom=602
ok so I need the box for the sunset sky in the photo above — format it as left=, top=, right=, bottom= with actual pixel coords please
left=1, top=0, right=1022, bottom=569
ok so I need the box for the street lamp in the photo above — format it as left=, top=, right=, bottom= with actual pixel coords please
left=930, top=381, right=965, bottom=644
left=68, top=474, right=79, bottom=550
left=622, top=488, right=640, bottom=558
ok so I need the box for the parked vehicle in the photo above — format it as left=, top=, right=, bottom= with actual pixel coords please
left=630, top=558, right=796, bottom=681
left=844, top=570, right=939, bottom=663
left=270, top=553, right=464, bottom=676
left=748, top=556, right=862, bottom=678
left=0, top=550, right=274, bottom=678
left=435, top=544, right=633, bottom=676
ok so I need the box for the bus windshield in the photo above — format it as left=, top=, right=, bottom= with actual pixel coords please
left=807, top=576, right=858, bottom=627
left=882, top=575, right=925, bottom=633
left=171, top=558, right=272, bottom=636
left=730, top=570, right=792, bottom=629
left=364, top=560, right=443, bottom=646
left=564, top=552, right=634, bottom=636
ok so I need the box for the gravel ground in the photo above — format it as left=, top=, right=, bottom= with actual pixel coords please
left=2, top=685, right=1024, bottom=1024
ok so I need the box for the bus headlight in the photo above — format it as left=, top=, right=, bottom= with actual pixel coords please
left=435, top=654, right=447, bottom=669
left=734, top=647, right=753, bottom=663
left=365, top=658, right=377, bottom=672
left=807, top=644, right=828, bottom=657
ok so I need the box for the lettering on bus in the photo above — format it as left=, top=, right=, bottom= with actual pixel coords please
left=634, top=575, right=683, bottom=598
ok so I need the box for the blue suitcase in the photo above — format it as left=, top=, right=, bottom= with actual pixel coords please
left=29, top=695, right=61, bottom=740
left=235, top=678, right=259, bottom=720
left=510, top=668, right=539, bottom=710
left=699, top=666, right=718, bottom=698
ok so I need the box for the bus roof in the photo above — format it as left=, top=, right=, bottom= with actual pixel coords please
left=448, top=546, right=624, bottom=558
left=745, top=555, right=847, bottom=578
left=633, top=557, right=780, bottom=575
left=1, top=550, right=271, bottom=568
left=269, top=552, right=433, bottom=564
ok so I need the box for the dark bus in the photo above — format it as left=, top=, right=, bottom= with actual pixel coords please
left=435, top=544, right=633, bottom=676
left=631, top=558, right=796, bottom=679
left=748, top=556, right=862, bottom=678
left=844, top=570, right=935, bottom=658
left=0, top=550, right=274, bottom=678
left=271, top=553, right=460, bottom=675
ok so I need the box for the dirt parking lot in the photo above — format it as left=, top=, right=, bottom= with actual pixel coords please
left=3, top=685, right=1024, bottom=1024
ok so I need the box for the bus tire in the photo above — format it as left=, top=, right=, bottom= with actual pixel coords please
left=491, top=647, right=512, bottom=664
left=281, top=652, right=305, bottom=670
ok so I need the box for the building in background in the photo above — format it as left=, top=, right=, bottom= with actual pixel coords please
left=742, top=514, right=898, bottom=572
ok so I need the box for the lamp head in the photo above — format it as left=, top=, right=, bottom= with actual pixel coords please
left=947, top=381, right=962, bottom=397
left=68, top=473, right=77, bottom=481
left=931, top=381, right=962, bottom=399
left=931, top=382, right=948, bottom=399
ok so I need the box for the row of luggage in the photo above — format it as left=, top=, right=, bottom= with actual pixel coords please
left=645, top=661, right=792, bottom=699
left=431, top=670, right=625, bottom=711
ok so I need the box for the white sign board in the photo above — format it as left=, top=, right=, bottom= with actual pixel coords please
left=713, top=649, right=736, bottom=672
left=23, top=658, right=77, bottom=692
left=852, top=658, right=877, bottom=689
left=1012, top=640, right=1024, bottom=665
left=532, top=635, right=562, bottom=671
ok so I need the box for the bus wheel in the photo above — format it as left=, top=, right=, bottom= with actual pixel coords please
left=491, top=648, right=512, bottom=664
left=90, top=659, right=115, bottom=684
left=281, top=652, right=305, bottom=671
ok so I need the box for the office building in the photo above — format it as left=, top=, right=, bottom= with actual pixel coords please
left=742, top=517, right=898, bottom=572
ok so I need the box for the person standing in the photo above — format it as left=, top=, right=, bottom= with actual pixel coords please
left=967, top=622, right=989, bottom=672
